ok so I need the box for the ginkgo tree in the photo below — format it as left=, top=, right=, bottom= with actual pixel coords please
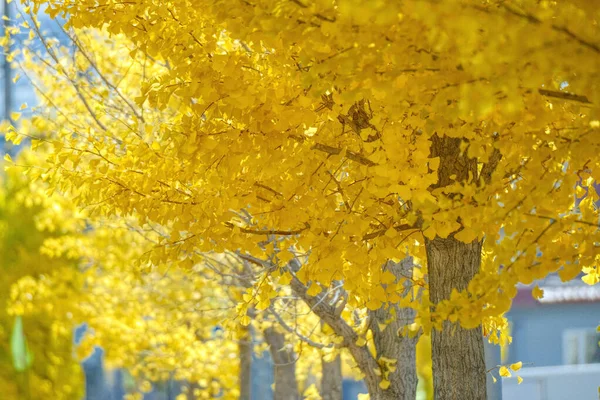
left=4, top=23, right=429, bottom=400
left=4, top=163, right=331, bottom=400
left=10, top=221, right=244, bottom=400
left=2, top=152, right=330, bottom=400
left=6, top=152, right=365, bottom=400
left=0, top=150, right=85, bottom=400
left=9, top=189, right=395, bottom=400
left=6, top=0, right=600, bottom=398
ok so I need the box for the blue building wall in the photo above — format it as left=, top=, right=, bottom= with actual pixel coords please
left=342, top=379, right=367, bottom=399
left=83, top=346, right=369, bottom=400
left=505, top=302, right=600, bottom=367
left=251, top=351, right=274, bottom=399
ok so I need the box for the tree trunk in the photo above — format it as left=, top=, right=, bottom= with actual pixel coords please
left=239, top=325, right=253, bottom=400
left=367, top=258, right=419, bottom=400
left=426, top=237, right=487, bottom=400
left=321, top=353, right=343, bottom=400
left=263, top=327, right=300, bottom=400
left=82, top=348, right=112, bottom=400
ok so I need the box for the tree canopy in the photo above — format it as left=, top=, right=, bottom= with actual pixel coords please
left=13, top=0, right=598, bottom=328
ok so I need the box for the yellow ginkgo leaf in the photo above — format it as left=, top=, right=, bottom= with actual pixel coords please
left=517, top=376, right=523, bottom=384
left=582, top=273, right=599, bottom=285
left=510, top=361, right=522, bottom=371
left=532, top=285, right=544, bottom=300
left=278, top=272, right=292, bottom=285
left=499, top=366, right=511, bottom=377
left=454, top=227, right=479, bottom=243
left=307, top=282, right=322, bottom=296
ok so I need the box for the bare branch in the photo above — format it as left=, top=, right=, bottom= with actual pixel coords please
left=538, top=89, right=591, bottom=104
left=268, top=306, right=333, bottom=350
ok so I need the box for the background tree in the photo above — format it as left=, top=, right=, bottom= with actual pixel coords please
left=0, top=150, right=84, bottom=400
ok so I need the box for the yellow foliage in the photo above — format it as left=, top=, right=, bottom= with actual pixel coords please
left=9, top=0, right=597, bottom=334
left=2, top=1, right=600, bottom=396
left=0, top=151, right=84, bottom=399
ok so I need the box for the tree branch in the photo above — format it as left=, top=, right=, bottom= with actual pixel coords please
left=268, top=306, right=333, bottom=350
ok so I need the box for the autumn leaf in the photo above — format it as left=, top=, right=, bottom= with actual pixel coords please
left=499, top=366, right=511, bottom=378
left=379, top=379, right=390, bottom=390
left=532, top=286, right=544, bottom=300
left=510, top=361, right=523, bottom=371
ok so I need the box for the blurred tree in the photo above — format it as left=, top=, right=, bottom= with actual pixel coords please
left=0, top=150, right=85, bottom=399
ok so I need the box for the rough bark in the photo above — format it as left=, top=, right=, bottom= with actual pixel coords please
left=320, top=324, right=343, bottom=400
left=239, top=325, right=253, bottom=400
left=263, top=327, right=300, bottom=400
left=368, top=258, right=419, bottom=400
left=425, top=133, right=493, bottom=399
left=426, top=237, right=487, bottom=400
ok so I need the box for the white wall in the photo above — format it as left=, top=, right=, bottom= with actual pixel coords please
left=503, top=364, right=600, bottom=400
